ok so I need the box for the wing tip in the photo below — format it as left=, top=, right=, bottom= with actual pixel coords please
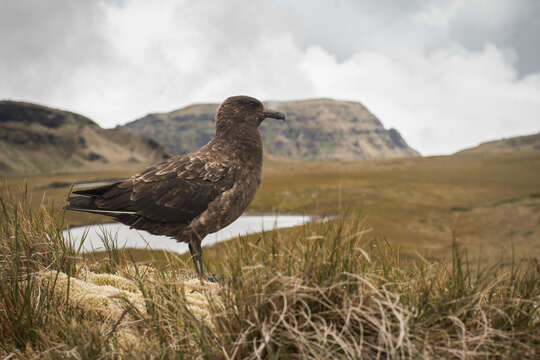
left=72, top=182, right=119, bottom=196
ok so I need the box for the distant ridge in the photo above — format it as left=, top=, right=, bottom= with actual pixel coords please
left=457, top=132, right=540, bottom=155
left=0, top=101, right=172, bottom=175
left=119, top=98, right=420, bottom=161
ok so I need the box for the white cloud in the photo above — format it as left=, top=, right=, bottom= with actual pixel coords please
left=298, top=43, right=540, bottom=154
left=1, top=0, right=539, bottom=155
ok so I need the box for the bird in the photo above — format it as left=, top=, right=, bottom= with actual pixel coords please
left=66, top=95, right=285, bottom=277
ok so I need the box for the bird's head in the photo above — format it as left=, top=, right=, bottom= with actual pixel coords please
left=215, top=96, right=285, bottom=136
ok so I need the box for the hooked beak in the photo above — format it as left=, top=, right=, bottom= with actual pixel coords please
left=263, top=109, right=286, bottom=121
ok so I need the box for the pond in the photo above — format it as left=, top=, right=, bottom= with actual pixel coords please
left=63, top=215, right=312, bottom=254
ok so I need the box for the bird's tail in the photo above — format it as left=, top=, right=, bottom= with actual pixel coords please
left=65, top=195, right=137, bottom=216
left=65, top=195, right=96, bottom=212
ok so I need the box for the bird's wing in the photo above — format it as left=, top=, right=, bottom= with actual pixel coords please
left=75, top=154, right=234, bottom=224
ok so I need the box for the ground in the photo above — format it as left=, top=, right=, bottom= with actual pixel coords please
left=4, top=150, right=540, bottom=262
left=1, top=151, right=539, bottom=358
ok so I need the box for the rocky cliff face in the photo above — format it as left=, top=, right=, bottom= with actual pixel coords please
left=120, top=98, right=420, bottom=161
left=0, top=101, right=172, bottom=175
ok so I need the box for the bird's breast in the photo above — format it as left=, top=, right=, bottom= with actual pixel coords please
left=232, top=166, right=261, bottom=209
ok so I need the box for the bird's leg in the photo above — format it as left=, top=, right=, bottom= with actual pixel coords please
left=195, top=241, right=204, bottom=278
left=188, top=240, right=204, bottom=278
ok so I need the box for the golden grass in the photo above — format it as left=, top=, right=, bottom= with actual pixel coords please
left=4, top=151, right=540, bottom=263
left=2, top=167, right=143, bottom=226
left=0, top=187, right=538, bottom=359
left=254, top=151, right=540, bottom=261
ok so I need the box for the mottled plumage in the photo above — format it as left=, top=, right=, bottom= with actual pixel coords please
left=66, top=96, right=285, bottom=276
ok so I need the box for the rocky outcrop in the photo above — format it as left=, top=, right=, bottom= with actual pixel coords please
left=120, top=98, right=420, bottom=161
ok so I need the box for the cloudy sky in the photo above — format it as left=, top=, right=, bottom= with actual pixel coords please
left=1, top=0, right=539, bottom=155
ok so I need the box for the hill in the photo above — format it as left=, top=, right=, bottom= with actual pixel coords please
left=119, top=98, right=420, bottom=161
left=457, top=131, right=540, bottom=154
left=0, top=101, right=172, bottom=175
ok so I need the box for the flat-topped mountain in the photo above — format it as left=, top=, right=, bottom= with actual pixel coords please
left=119, top=98, right=420, bottom=161
left=0, top=101, right=172, bottom=175
left=457, top=132, right=540, bottom=155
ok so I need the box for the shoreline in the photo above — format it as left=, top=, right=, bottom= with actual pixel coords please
left=63, top=214, right=319, bottom=254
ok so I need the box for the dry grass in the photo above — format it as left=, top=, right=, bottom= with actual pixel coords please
left=2, top=167, right=142, bottom=227
left=0, top=188, right=538, bottom=359
left=254, top=151, right=540, bottom=262
left=4, top=151, right=540, bottom=262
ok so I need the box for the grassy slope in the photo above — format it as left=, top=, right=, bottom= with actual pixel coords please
left=254, top=152, right=540, bottom=262
left=458, top=131, right=540, bottom=154
left=0, top=186, right=538, bottom=359
left=4, top=151, right=540, bottom=263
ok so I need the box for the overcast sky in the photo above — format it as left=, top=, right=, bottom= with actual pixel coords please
left=1, top=0, right=539, bottom=155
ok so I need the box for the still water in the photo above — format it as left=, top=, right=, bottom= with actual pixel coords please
left=64, top=215, right=311, bottom=254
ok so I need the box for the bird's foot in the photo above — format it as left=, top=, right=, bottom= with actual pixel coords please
left=205, top=273, right=223, bottom=283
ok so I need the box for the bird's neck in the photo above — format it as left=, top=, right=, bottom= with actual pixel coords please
left=215, top=126, right=263, bottom=165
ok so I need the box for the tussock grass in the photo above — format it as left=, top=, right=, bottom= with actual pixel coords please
left=0, top=188, right=538, bottom=359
